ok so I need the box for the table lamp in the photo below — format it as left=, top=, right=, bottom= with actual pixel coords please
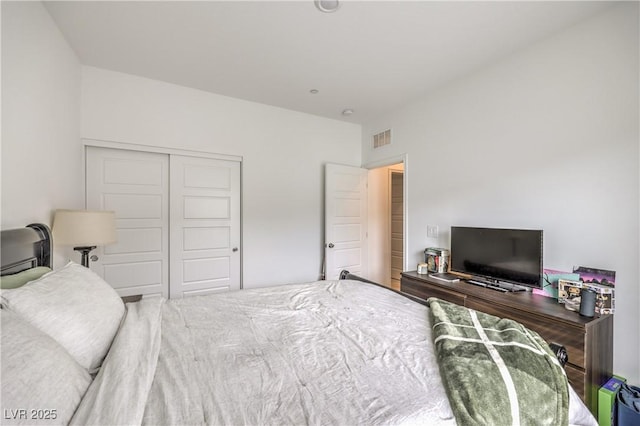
left=52, top=209, right=117, bottom=267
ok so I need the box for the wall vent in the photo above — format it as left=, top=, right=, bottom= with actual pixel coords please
left=373, top=129, right=391, bottom=148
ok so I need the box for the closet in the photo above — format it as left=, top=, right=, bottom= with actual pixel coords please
left=85, top=144, right=241, bottom=299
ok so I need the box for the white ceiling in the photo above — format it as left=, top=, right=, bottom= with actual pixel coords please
left=44, top=1, right=614, bottom=124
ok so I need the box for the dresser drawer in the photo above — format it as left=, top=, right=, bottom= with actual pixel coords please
left=565, top=364, right=586, bottom=401
left=401, top=278, right=465, bottom=306
left=464, top=298, right=586, bottom=369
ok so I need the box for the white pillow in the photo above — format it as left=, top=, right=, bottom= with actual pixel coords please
left=1, top=309, right=92, bottom=425
left=1, top=262, right=125, bottom=372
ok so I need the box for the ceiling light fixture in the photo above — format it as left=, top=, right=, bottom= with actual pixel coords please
left=310, top=89, right=319, bottom=94
left=314, top=0, right=340, bottom=13
left=342, top=109, right=354, bottom=116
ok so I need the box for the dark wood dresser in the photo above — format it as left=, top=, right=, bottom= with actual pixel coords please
left=401, top=271, right=613, bottom=415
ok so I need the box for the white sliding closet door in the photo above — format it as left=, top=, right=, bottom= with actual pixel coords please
left=169, top=156, right=240, bottom=298
left=86, top=147, right=170, bottom=298
left=86, top=145, right=241, bottom=299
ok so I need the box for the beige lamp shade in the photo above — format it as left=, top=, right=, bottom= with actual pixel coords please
left=53, top=209, right=117, bottom=247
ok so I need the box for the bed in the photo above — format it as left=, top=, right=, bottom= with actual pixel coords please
left=0, top=224, right=597, bottom=425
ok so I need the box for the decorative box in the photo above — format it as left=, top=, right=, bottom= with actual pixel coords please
left=424, top=248, right=449, bottom=273
left=582, top=282, right=615, bottom=314
left=534, top=269, right=581, bottom=299
left=558, top=279, right=615, bottom=315
left=557, top=279, right=582, bottom=305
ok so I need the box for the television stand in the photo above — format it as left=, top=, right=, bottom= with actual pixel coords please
left=400, top=270, right=613, bottom=415
left=467, top=279, right=528, bottom=293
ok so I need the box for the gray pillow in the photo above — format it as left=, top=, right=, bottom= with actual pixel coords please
left=1, top=309, right=92, bottom=425
left=1, top=262, right=125, bottom=372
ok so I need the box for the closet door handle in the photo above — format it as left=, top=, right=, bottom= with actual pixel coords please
left=232, top=247, right=238, bottom=252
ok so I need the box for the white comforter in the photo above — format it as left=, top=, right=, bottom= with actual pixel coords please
left=70, top=280, right=596, bottom=425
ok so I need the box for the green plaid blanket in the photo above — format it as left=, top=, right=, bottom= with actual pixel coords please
left=427, top=298, right=569, bottom=426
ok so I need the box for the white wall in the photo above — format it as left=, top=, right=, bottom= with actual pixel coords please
left=81, top=67, right=361, bottom=288
left=363, top=4, right=639, bottom=383
left=1, top=1, right=82, bottom=267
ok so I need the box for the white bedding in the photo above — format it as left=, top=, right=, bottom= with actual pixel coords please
left=71, top=280, right=596, bottom=426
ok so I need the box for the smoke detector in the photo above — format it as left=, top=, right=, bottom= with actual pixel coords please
left=315, top=0, right=340, bottom=13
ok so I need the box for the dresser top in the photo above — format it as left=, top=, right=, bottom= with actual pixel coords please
left=401, top=271, right=611, bottom=327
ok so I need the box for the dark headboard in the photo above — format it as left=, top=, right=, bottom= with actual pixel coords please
left=0, top=223, right=52, bottom=275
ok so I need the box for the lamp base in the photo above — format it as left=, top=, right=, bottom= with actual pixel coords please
left=73, top=246, right=96, bottom=268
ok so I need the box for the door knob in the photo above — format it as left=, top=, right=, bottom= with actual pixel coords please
left=328, top=243, right=334, bottom=248
left=232, top=247, right=238, bottom=252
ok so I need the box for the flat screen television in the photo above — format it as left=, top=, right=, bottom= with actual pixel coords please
left=450, top=226, right=543, bottom=289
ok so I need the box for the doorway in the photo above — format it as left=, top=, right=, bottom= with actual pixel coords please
left=323, top=159, right=406, bottom=285
left=367, top=162, right=404, bottom=290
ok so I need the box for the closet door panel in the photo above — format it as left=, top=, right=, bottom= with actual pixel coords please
left=86, top=147, right=169, bottom=298
left=170, top=155, right=241, bottom=298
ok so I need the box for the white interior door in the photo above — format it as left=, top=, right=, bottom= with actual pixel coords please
left=325, top=163, right=368, bottom=280
left=86, top=146, right=169, bottom=298
left=169, top=155, right=241, bottom=298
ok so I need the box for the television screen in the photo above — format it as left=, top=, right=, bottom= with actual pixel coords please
left=450, top=227, right=543, bottom=288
